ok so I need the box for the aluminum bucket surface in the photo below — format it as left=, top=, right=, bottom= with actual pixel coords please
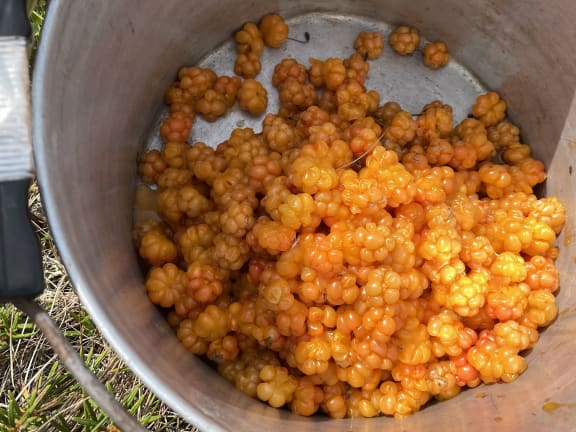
left=33, top=1, right=576, bottom=430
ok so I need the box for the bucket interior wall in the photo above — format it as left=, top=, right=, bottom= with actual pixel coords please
left=34, top=0, right=576, bottom=430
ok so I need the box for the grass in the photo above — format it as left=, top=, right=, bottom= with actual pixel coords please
left=0, top=3, right=198, bottom=431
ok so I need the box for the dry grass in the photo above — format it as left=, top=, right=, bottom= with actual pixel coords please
left=0, top=183, right=197, bottom=431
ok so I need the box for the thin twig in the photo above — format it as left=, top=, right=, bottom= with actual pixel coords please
left=287, top=32, right=310, bottom=44
left=337, top=132, right=386, bottom=170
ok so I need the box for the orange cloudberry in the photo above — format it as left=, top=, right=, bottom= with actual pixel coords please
left=467, top=330, right=527, bottom=384
left=375, top=101, right=402, bottom=126
left=337, top=364, right=382, bottom=392
left=423, top=41, right=450, bottom=69
left=295, top=337, right=332, bottom=375
left=257, top=365, right=298, bottom=408
left=402, top=145, right=430, bottom=173
left=237, top=79, right=268, bottom=115
left=196, top=89, right=229, bottom=121
left=160, top=111, right=194, bottom=142
left=347, top=116, right=382, bottom=142
left=156, top=167, right=192, bottom=190
left=217, top=132, right=268, bottom=170
left=307, top=305, right=337, bottom=337
left=335, top=80, right=379, bottom=121
left=290, top=377, right=324, bottom=416
left=262, top=114, right=299, bottom=152
left=323, top=272, right=360, bottom=306
left=162, top=141, right=189, bottom=169
left=279, top=80, right=318, bottom=113
left=234, top=52, right=262, bottom=79
left=261, top=277, right=295, bottom=312
left=248, top=152, right=282, bottom=191
left=523, top=216, right=556, bottom=257
left=479, top=162, right=512, bottom=198
left=194, top=304, right=230, bottom=341
left=417, top=103, right=453, bottom=139
left=261, top=175, right=292, bottom=221
left=487, top=121, right=520, bottom=148
left=138, top=150, right=167, bottom=184
left=186, top=261, right=224, bottom=304
left=308, top=58, right=325, bottom=88
left=426, top=360, right=461, bottom=400
left=212, top=233, right=250, bottom=271
left=384, top=110, right=417, bottom=146
left=219, top=202, right=255, bottom=237
left=354, top=31, right=384, bottom=59
left=389, top=26, right=420, bottom=55
left=502, top=143, right=531, bottom=165
left=445, top=270, right=489, bottom=317
left=345, top=53, right=370, bottom=85
left=178, top=66, right=217, bottom=100
left=213, top=75, right=242, bottom=106
left=278, top=193, right=315, bottom=230
left=455, top=118, right=486, bottom=139
left=299, top=234, right=344, bottom=276
left=132, top=218, right=169, bottom=247
left=364, top=266, right=402, bottom=304
left=177, top=223, right=216, bottom=265
left=378, top=380, right=431, bottom=418
left=521, top=289, right=558, bottom=328
left=259, top=14, right=289, bottom=48
left=472, top=91, right=507, bottom=127
left=524, top=256, right=559, bottom=292
left=186, top=141, right=227, bottom=185
left=529, top=196, right=566, bottom=234
left=449, top=141, right=478, bottom=170
left=490, top=252, right=526, bottom=284
left=169, top=99, right=195, bottom=116
left=493, top=320, right=538, bottom=351
left=485, top=282, right=530, bottom=321
left=289, top=155, right=339, bottom=194
left=178, top=184, right=212, bottom=218
left=427, top=309, right=478, bottom=357
left=450, top=352, right=481, bottom=387
left=235, top=22, right=264, bottom=55
left=296, top=106, right=331, bottom=136
left=146, top=263, right=187, bottom=308
left=207, top=335, right=240, bottom=363
left=164, top=83, right=194, bottom=106
left=247, top=217, right=296, bottom=255
left=459, top=232, right=495, bottom=269
left=272, top=59, right=307, bottom=87
left=394, top=317, right=433, bottom=365
left=391, top=363, right=428, bottom=393
left=177, top=319, right=209, bottom=355
left=418, top=224, right=461, bottom=263
left=139, top=230, right=178, bottom=266
left=275, top=299, right=307, bottom=337
left=323, top=58, right=347, bottom=91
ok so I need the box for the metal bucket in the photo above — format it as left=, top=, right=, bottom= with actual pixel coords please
left=33, top=0, right=576, bottom=430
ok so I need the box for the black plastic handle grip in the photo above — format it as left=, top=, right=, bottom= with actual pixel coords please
left=0, top=180, right=44, bottom=299
left=0, top=0, right=30, bottom=37
left=0, top=1, right=42, bottom=299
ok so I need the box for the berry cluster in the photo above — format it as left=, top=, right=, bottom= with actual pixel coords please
left=133, top=16, right=565, bottom=420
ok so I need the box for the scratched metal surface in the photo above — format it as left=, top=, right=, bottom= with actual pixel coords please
left=33, top=1, right=576, bottom=431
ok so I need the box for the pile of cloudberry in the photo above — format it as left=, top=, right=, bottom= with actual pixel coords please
left=134, top=15, right=565, bottom=419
